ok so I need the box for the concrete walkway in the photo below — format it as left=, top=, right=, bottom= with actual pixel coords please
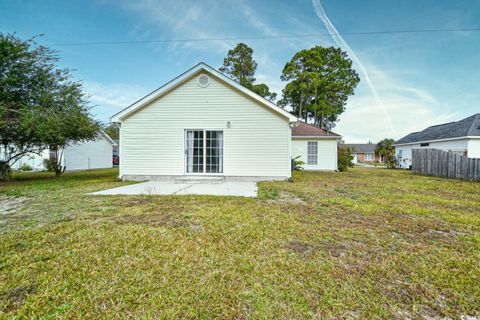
left=89, top=180, right=258, bottom=197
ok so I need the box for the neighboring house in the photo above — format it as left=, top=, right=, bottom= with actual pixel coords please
left=291, top=122, right=341, bottom=171
left=341, top=142, right=382, bottom=164
left=111, top=63, right=339, bottom=181
left=6, top=130, right=116, bottom=171
left=393, top=113, right=480, bottom=169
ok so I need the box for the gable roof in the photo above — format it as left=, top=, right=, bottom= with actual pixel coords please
left=111, top=62, right=298, bottom=123
left=394, top=113, right=480, bottom=145
left=341, top=143, right=376, bottom=153
left=291, top=122, right=341, bottom=138
left=99, top=129, right=117, bottom=146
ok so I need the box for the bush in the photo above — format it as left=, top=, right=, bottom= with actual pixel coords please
left=19, top=164, right=33, bottom=171
left=292, top=156, right=304, bottom=171
left=338, top=147, right=354, bottom=172
left=43, top=159, right=54, bottom=172
left=383, top=153, right=398, bottom=169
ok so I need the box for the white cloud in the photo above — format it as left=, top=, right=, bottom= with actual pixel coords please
left=84, top=81, right=147, bottom=121
left=336, top=66, right=456, bottom=142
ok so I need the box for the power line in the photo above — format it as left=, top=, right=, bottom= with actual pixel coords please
left=48, top=27, right=480, bottom=47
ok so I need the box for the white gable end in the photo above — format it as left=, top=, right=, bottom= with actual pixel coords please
left=119, top=71, right=292, bottom=179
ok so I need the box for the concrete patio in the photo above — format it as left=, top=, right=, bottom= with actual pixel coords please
left=89, top=180, right=258, bottom=197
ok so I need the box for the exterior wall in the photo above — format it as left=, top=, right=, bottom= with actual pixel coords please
left=5, top=151, right=48, bottom=171
left=1, top=136, right=113, bottom=171
left=120, top=72, right=291, bottom=179
left=63, top=136, right=113, bottom=171
left=395, top=139, right=470, bottom=169
left=291, top=138, right=338, bottom=171
left=355, top=152, right=380, bottom=163
left=467, top=139, right=480, bottom=158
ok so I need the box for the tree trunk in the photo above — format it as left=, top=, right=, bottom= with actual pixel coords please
left=49, top=147, right=66, bottom=177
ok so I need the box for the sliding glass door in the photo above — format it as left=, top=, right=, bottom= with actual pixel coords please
left=186, top=130, right=223, bottom=174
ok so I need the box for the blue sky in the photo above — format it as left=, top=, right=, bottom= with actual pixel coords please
left=2, top=0, right=480, bottom=142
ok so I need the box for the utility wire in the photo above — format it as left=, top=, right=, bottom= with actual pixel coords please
left=48, top=27, right=480, bottom=47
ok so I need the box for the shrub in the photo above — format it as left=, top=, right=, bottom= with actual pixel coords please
left=19, top=164, right=33, bottom=171
left=292, top=156, right=304, bottom=171
left=338, top=147, right=354, bottom=172
left=383, top=153, right=398, bottom=169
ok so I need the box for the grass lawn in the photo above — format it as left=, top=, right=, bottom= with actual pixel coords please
left=1, top=168, right=479, bottom=319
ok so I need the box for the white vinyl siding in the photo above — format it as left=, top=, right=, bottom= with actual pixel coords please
left=292, top=138, right=337, bottom=171
left=120, top=72, right=291, bottom=178
left=5, top=136, right=113, bottom=171
left=63, top=136, right=113, bottom=171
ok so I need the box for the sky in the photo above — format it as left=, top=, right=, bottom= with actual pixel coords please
left=1, top=0, right=480, bottom=142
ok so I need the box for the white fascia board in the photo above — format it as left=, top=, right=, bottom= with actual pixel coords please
left=111, top=62, right=298, bottom=123
left=99, top=129, right=117, bottom=146
left=392, top=136, right=479, bottom=147
left=292, top=135, right=342, bottom=139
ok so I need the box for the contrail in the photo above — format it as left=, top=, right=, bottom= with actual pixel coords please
left=312, top=0, right=394, bottom=132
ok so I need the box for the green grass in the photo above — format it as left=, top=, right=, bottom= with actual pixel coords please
left=0, top=168, right=479, bottom=319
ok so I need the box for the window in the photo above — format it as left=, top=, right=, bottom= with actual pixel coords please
left=186, top=130, right=223, bottom=174
left=365, top=153, right=374, bottom=161
left=307, top=141, right=318, bottom=165
left=420, top=143, right=429, bottom=147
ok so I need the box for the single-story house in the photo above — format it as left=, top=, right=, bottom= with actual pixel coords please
left=291, top=122, right=341, bottom=171
left=393, top=113, right=480, bottom=169
left=111, top=62, right=340, bottom=181
left=5, top=130, right=116, bottom=171
left=340, top=142, right=382, bottom=164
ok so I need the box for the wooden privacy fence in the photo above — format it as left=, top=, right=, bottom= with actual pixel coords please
left=412, top=148, right=480, bottom=181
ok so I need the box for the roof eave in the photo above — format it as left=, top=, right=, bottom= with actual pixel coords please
left=393, top=135, right=480, bottom=146
left=292, top=135, right=342, bottom=139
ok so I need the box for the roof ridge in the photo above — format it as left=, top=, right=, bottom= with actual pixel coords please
left=466, top=113, right=480, bottom=135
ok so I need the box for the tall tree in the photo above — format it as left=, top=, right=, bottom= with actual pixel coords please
left=375, top=138, right=397, bottom=168
left=279, top=46, right=360, bottom=128
left=0, top=33, right=98, bottom=179
left=219, top=43, right=277, bottom=101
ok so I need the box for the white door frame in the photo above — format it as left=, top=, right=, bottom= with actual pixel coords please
left=184, top=129, right=224, bottom=175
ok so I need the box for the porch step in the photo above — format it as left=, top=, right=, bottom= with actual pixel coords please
left=174, top=176, right=225, bottom=184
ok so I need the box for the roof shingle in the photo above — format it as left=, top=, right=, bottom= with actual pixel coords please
left=394, top=113, right=480, bottom=145
left=291, top=122, right=341, bottom=138
left=341, top=143, right=376, bottom=153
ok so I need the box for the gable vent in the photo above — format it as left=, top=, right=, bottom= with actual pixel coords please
left=197, top=74, right=210, bottom=87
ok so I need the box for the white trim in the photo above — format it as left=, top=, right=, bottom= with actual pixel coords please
left=99, top=129, right=117, bottom=146
left=292, top=136, right=342, bottom=139
left=111, top=62, right=297, bottom=123
left=307, top=141, right=318, bottom=165
left=393, top=135, right=480, bottom=147
left=184, top=129, right=224, bottom=175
